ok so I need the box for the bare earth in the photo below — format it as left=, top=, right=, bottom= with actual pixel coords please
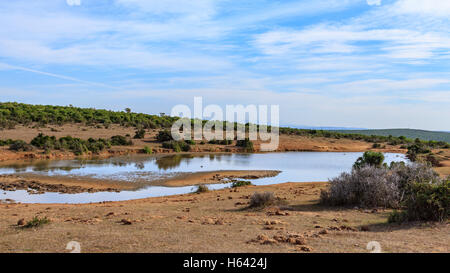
left=0, top=182, right=448, bottom=253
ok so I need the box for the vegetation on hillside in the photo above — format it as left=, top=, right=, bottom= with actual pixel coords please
left=0, top=102, right=449, bottom=150
left=10, top=133, right=134, bottom=155
left=334, top=128, right=450, bottom=143
left=0, top=102, right=177, bottom=129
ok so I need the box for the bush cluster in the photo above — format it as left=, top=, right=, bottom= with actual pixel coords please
left=0, top=102, right=177, bottom=129
left=29, top=133, right=132, bottom=155
left=162, top=140, right=191, bottom=152
left=321, top=152, right=449, bottom=222
left=236, top=138, right=254, bottom=152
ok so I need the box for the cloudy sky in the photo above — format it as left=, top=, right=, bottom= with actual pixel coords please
left=0, top=0, right=449, bottom=130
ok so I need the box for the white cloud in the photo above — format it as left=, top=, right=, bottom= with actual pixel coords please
left=392, top=0, right=450, bottom=16
left=66, top=0, right=81, bottom=7
left=367, top=0, right=381, bottom=6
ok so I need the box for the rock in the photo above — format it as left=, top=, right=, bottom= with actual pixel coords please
left=106, top=212, right=115, bottom=216
left=360, top=225, right=370, bottom=232
left=17, top=218, right=25, bottom=226
left=299, top=246, right=312, bottom=252
left=121, top=219, right=132, bottom=225
left=318, top=229, right=328, bottom=235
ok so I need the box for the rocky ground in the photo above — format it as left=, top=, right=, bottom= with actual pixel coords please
left=0, top=182, right=448, bottom=253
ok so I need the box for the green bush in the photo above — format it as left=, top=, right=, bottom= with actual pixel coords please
left=9, top=140, right=34, bottom=151
left=353, top=151, right=385, bottom=169
left=231, top=180, right=252, bottom=188
left=23, top=216, right=51, bottom=228
left=156, top=130, right=173, bottom=142
left=0, top=139, right=14, bottom=146
left=143, top=146, right=152, bottom=154
left=236, top=138, right=254, bottom=152
left=133, top=129, right=145, bottom=139
left=390, top=179, right=449, bottom=222
left=195, top=184, right=209, bottom=193
left=110, top=135, right=132, bottom=146
left=162, top=140, right=191, bottom=152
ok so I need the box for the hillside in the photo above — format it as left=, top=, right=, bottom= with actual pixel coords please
left=333, top=129, right=450, bottom=143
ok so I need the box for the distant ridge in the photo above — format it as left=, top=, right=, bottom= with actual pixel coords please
left=332, top=128, right=450, bottom=143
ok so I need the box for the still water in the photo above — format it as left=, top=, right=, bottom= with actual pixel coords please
left=0, top=152, right=407, bottom=204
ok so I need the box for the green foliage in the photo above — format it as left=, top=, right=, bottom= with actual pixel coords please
left=156, top=130, right=173, bottom=142
left=406, top=143, right=431, bottom=161
left=353, top=151, right=385, bottom=169
left=279, top=127, right=449, bottom=148
left=195, top=184, right=209, bottom=193
left=162, top=140, right=191, bottom=152
left=0, top=139, right=14, bottom=146
left=236, top=138, right=254, bottom=152
left=231, top=180, right=252, bottom=188
left=143, top=146, right=152, bottom=154
left=133, top=129, right=145, bottom=139
left=184, top=139, right=195, bottom=145
left=23, top=216, right=50, bottom=228
left=29, top=133, right=130, bottom=155
left=0, top=102, right=177, bottom=129
left=9, top=140, right=34, bottom=151
left=334, top=128, right=450, bottom=143
left=389, top=179, right=449, bottom=222
left=110, top=135, right=133, bottom=146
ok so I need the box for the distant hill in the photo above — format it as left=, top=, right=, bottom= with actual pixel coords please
left=332, top=129, right=450, bottom=143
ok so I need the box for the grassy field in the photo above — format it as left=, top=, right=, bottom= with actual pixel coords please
left=334, top=129, right=450, bottom=143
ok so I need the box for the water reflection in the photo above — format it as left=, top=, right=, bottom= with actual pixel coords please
left=0, top=152, right=409, bottom=204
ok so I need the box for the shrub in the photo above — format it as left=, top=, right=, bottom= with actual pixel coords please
left=110, top=135, right=132, bottom=146
left=372, top=143, right=381, bottom=148
left=162, top=140, right=191, bottom=152
left=143, top=146, right=152, bottom=154
left=133, top=129, right=145, bottom=139
left=156, top=130, right=173, bottom=142
left=185, top=139, right=195, bottom=145
left=320, top=166, right=402, bottom=208
left=249, top=192, right=276, bottom=208
left=353, top=151, right=385, bottom=169
left=23, top=216, right=50, bottom=228
left=390, top=179, right=449, bottom=222
left=231, top=180, right=252, bottom=188
left=0, top=139, right=14, bottom=146
left=406, top=143, right=431, bottom=161
left=236, top=138, right=254, bottom=152
left=9, top=140, right=34, bottom=152
left=195, top=184, right=209, bottom=193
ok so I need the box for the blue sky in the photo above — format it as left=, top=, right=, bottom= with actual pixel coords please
left=0, top=0, right=449, bottom=130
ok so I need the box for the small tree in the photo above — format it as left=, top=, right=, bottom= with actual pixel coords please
left=156, top=130, right=173, bottom=142
left=125, top=108, right=131, bottom=113
left=353, top=151, right=385, bottom=169
left=133, top=129, right=145, bottom=139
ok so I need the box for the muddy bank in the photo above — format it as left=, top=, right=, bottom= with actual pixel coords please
left=0, top=174, right=127, bottom=194
left=0, top=170, right=281, bottom=194
left=157, top=170, right=281, bottom=187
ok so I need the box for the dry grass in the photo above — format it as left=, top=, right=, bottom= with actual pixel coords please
left=0, top=182, right=448, bottom=253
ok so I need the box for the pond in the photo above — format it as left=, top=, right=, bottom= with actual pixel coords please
left=0, top=152, right=407, bottom=204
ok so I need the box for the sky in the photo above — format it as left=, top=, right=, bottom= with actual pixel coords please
left=0, top=0, right=449, bottom=131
